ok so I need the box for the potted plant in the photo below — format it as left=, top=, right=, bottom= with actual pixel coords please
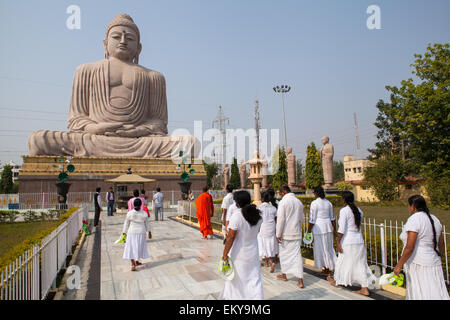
left=176, top=151, right=196, bottom=200
left=53, top=150, right=75, bottom=209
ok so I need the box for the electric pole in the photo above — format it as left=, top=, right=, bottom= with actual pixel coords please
left=212, top=105, right=229, bottom=169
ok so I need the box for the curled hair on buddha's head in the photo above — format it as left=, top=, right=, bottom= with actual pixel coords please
left=233, top=190, right=261, bottom=227
left=104, top=13, right=141, bottom=64
left=408, top=195, right=440, bottom=257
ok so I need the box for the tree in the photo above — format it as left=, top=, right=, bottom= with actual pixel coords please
left=295, top=159, right=304, bottom=183
left=363, top=155, right=407, bottom=201
left=203, top=160, right=219, bottom=189
left=271, top=145, right=288, bottom=191
left=333, top=160, right=345, bottom=182
left=229, top=157, right=240, bottom=189
left=369, top=43, right=449, bottom=205
left=305, top=142, right=324, bottom=190
left=0, top=165, right=14, bottom=194
left=334, top=181, right=353, bottom=192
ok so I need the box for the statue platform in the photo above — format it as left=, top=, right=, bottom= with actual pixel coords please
left=18, top=156, right=206, bottom=193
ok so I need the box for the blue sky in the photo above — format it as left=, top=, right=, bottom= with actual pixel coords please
left=0, top=0, right=449, bottom=165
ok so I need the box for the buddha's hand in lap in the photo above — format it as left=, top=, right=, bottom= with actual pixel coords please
left=107, top=126, right=152, bottom=138
left=85, top=122, right=123, bottom=135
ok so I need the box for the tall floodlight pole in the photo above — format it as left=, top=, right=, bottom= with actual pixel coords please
left=273, top=85, right=291, bottom=148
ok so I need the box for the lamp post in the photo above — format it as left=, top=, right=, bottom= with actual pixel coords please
left=273, top=85, right=291, bottom=148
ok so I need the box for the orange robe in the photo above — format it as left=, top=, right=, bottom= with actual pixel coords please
left=195, top=192, right=214, bottom=237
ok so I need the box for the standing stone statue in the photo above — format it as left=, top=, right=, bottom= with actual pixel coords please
left=28, top=13, right=194, bottom=158
left=320, top=136, right=334, bottom=189
left=261, top=154, right=268, bottom=190
left=239, top=159, right=247, bottom=189
left=286, top=146, right=296, bottom=189
left=223, top=163, right=230, bottom=188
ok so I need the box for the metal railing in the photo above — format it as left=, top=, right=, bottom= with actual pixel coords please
left=0, top=206, right=88, bottom=300
left=176, top=200, right=449, bottom=286
left=0, top=191, right=219, bottom=210
left=301, top=214, right=449, bottom=285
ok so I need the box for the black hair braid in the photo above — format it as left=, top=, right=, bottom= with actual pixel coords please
left=241, top=204, right=262, bottom=226
left=409, top=195, right=440, bottom=257
left=341, top=191, right=361, bottom=229
left=348, top=202, right=361, bottom=230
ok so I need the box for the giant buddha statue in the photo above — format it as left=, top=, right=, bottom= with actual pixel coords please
left=28, top=14, right=194, bottom=158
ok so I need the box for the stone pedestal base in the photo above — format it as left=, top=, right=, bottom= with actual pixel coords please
left=19, top=156, right=206, bottom=194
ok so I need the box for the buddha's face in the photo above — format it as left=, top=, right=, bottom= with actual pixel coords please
left=321, top=136, right=329, bottom=145
left=105, top=25, right=141, bottom=62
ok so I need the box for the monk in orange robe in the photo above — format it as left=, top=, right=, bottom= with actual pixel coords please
left=195, top=187, right=214, bottom=239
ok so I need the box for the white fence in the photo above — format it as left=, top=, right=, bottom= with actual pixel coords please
left=301, top=214, right=449, bottom=286
left=2, top=189, right=258, bottom=212
left=0, top=206, right=88, bottom=300
left=177, top=201, right=450, bottom=286
left=0, top=190, right=227, bottom=210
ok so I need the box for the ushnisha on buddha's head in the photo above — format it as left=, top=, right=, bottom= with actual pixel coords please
left=103, top=14, right=142, bottom=64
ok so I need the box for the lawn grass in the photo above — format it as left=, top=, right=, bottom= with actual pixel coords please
left=0, top=221, right=60, bottom=259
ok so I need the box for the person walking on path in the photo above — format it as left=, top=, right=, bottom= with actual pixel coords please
left=393, top=195, right=449, bottom=300
left=328, top=191, right=376, bottom=297
left=128, top=189, right=145, bottom=212
left=195, top=186, right=214, bottom=239
left=220, top=190, right=263, bottom=300
left=94, top=187, right=102, bottom=227
left=106, top=187, right=115, bottom=217
left=257, top=189, right=278, bottom=273
left=276, top=185, right=305, bottom=288
left=140, top=189, right=150, bottom=217
left=307, top=186, right=337, bottom=276
left=153, top=187, right=164, bottom=221
left=221, top=184, right=234, bottom=235
left=122, top=198, right=152, bottom=271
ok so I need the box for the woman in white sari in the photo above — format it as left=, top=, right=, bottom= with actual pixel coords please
left=122, top=198, right=152, bottom=271
left=328, top=191, right=376, bottom=296
left=307, top=186, right=337, bottom=276
left=394, top=195, right=449, bottom=300
left=257, top=189, right=279, bottom=273
left=219, top=190, right=264, bottom=300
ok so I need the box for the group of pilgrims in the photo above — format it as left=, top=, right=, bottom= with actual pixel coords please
left=117, top=182, right=449, bottom=300
left=217, top=185, right=449, bottom=300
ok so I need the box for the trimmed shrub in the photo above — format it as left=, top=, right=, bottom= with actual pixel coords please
left=0, top=207, right=79, bottom=271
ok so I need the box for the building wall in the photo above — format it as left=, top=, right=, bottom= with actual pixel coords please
left=343, top=155, right=373, bottom=181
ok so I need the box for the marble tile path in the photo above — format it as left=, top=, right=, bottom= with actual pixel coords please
left=96, top=209, right=373, bottom=300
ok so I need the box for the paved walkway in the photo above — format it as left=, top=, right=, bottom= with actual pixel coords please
left=93, top=209, right=373, bottom=300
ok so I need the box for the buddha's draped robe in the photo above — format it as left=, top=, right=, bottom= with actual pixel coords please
left=195, top=192, right=214, bottom=237
left=28, top=59, right=195, bottom=158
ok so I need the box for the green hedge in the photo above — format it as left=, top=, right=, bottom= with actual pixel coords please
left=0, top=207, right=80, bottom=271
left=295, top=196, right=342, bottom=207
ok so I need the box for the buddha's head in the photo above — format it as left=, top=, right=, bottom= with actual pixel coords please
left=286, top=146, right=292, bottom=154
left=104, top=14, right=142, bottom=64
left=321, top=136, right=329, bottom=145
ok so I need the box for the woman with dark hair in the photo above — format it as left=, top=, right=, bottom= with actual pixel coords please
left=394, top=195, right=449, bottom=300
left=307, top=186, right=337, bottom=276
left=220, top=190, right=264, bottom=300
left=328, top=191, right=375, bottom=296
left=122, top=198, right=152, bottom=271
left=257, top=189, right=279, bottom=273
